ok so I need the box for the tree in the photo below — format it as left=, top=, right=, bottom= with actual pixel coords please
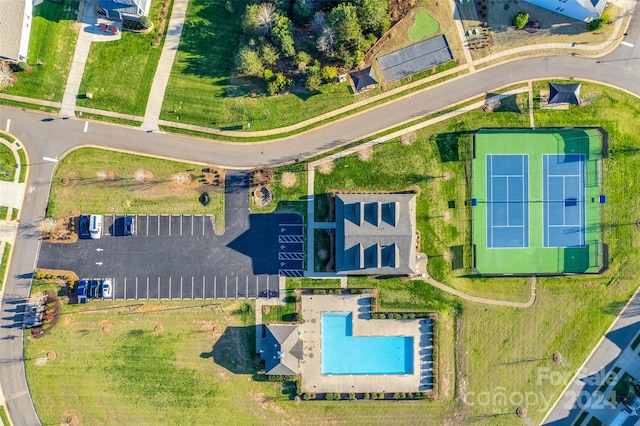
left=0, top=61, right=14, bottom=90
left=293, top=0, right=315, bottom=24
left=327, top=3, right=366, bottom=66
left=236, top=46, right=264, bottom=76
left=354, top=0, right=390, bottom=36
left=260, top=43, right=280, bottom=66
left=589, top=18, right=604, bottom=31
left=295, top=51, right=311, bottom=70
left=267, top=73, right=292, bottom=95
left=241, top=4, right=261, bottom=37
left=271, top=15, right=296, bottom=57
left=512, top=12, right=529, bottom=30
left=317, top=26, right=336, bottom=54
left=256, top=3, right=277, bottom=35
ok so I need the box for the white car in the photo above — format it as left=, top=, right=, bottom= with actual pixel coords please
left=101, top=278, right=112, bottom=299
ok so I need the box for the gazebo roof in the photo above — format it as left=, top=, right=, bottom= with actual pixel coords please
left=548, top=82, right=581, bottom=106
left=349, top=66, right=378, bottom=92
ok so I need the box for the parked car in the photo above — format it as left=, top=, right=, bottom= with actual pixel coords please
left=98, top=22, right=119, bottom=35
left=89, top=214, right=102, bottom=239
left=77, top=280, right=88, bottom=304
left=79, top=215, right=90, bottom=238
left=89, top=280, right=100, bottom=299
left=124, top=216, right=135, bottom=236
left=101, top=278, right=112, bottom=299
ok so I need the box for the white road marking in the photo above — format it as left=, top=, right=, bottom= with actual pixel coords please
left=180, top=276, right=183, bottom=299
left=42, top=156, right=58, bottom=163
left=95, top=261, right=103, bottom=265
left=5, top=119, right=10, bottom=132
left=84, top=121, right=89, bottom=132
left=147, top=277, right=150, bottom=300
left=135, top=277, right=138, bottom=299
left=124, top=277, right=127, bottom=300
left=621, top=41, right=634, bottom=47
left=169, top=276, right=172, bottom=300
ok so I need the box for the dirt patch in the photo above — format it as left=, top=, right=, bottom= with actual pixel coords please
left=218, top=370, right=230, bottom=382
left=100, top=320, right=113, bottom=334
left=262, top=305, right=271, bottom=315
left=171, top=172, right=192, bottom=187
left=442, top=211, right=452, bottom=221
left=248, top=392, right=287, bottom=415
left=251, top=168, right=274, bottom=186
left=46, top=350, right=57, bottom=361
left=358, top=146, right=374, bottom=162
left=401, top=131, right=417, bottom=146
left=317, top=161, right=334, bottom=175
left=62, top=412, right=80, bottom=426
left=442, top=250, right=453, bottom=261
left=154, top=325, right=164, bottom=334
left=442, top=171, right=452, bottom=180
left=133, top=169, right=154, bottom=183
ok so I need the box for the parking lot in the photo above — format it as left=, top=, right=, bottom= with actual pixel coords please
left=38, top=212, right=304, bottom=300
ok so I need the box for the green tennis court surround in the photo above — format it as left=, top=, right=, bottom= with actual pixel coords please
left=472, top=128, right=605, bottom=275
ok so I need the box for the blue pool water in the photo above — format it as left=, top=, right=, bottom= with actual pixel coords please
left=321, top=312, right=413, bottom=375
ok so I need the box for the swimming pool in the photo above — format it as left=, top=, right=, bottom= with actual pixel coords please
left=321, top=312, right=413, bottom=375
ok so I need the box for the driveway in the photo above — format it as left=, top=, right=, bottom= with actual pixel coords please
left=36, top=171, right=303, bottom=300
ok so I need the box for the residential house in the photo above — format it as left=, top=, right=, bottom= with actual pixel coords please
left=0, top=0, right=33, bottom=62
left=524, top=0, right=607, bottom=22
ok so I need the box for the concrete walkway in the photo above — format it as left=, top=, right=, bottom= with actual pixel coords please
left=141, top=0, right=189, bottom=131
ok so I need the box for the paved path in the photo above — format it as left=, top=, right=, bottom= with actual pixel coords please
left=141, top=0, right=188, bottom=131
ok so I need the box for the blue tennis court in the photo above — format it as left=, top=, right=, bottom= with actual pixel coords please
left=486, top=155, right=529, bottom=248
left=543, top=154, right=586, bottom=247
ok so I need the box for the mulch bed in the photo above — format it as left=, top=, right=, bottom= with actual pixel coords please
left=30, top=290, right=61, bottom=339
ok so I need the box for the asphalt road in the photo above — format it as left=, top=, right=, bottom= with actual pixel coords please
left=0, top=6, right=639, bottom=425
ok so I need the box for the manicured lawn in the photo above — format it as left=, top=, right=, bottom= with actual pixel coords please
left=0, top=144, right=16, bottom=182
left=408, top=11, right=439, bottom=41
left=76, top=0, right=171, bottom=115
left=0, top=132, right=15, bottom=143
left=17, top=149, right=27, bottom=183
left=49, top=148, right=224, bottom=232
left=261, top=291, right=297, bottom=323
left=0, top=406, right=9, bottom=426
left=4, top=0, right=78, bottom=101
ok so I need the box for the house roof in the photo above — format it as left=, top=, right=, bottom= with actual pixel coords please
left=0, top=0, right=32, bottom=62
left=98, top=0, right=149, bottom=17
left=349, top=66, right=378, bottom=92
left=548, top=82, right=581, bottom=105
left=523, top=0, right=606, bottom=22
left=260, top=324, right=302, bottom=375
left=335, top=193, right=417, bottom=275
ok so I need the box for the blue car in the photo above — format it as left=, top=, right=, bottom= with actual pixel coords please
left=77, top=280, right=88, bottom=304
left=79, top=215, right=90, bottom=238
left=124, top=216, right=135, bottom=236
left=89, top=280, right=100, bottom=299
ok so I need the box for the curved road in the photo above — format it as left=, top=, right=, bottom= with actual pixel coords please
left=1, top=8, right=639, bottom=425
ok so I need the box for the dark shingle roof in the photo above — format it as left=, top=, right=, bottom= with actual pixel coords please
left=548, top=82, right=581, bottom=106
left=377, top=35, right=453, bottom=83
left=335, top=193, right=417, bottom=275
left=260, top=324, right=301, bottom=375
left=349, top=66, right=378, bottom=92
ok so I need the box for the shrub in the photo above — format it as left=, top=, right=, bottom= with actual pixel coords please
left=363, top=392, right=370, bottom=400
left=296, top=51, right=311, bottom=68
left=17, top=62, right=29, bottom=71
left=349, top=392, right=356, bottom=400
left=393, top=392, right=406, bottom=399
left=261, top=43, right=280, bottom=66
left=378, top=393, right=385, bottom=399
left=321, top=65, right=337, bottom=82
left=589, top=18, right=604, bottom=31
left=512, top=12, right=529, bottom=30
left=140, top=15, right=152, bottom=29
left=263, top=69, right=274, bottom=81
left=325, top=392, right=341, bottom=400
left=303, top=393, right=312, bottom=400
left=350, top=288, right=361, bottom=294
left=237, top=46, right=263, bottom=76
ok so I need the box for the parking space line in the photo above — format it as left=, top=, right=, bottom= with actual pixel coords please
left=180, top=276, right=183, bottom=300
left=279, top=223, right=304, bottom=227
left=235, top=276, right=238, bottom=299
left=202, top=217, right=205, bottom=235
left=124, top=277, right=127, bottom=300
left=202, top=276, right=206, bottom=300
left=214, top=276, right=217, bottom=298
left=180, top=216, right=183, bottom=236
left=157, top=277, right=160, bottom=300
left=169, top=215, right=172, bottom=235
left=146, top=215, right=149, bottom=236
left=147, top=277, right=149, bottom=300
left=246, top=276, right=249, bottom=299
left=191, top=276, right=194, bottom=299
left=157, top=215, right=160, bottom=235
left=225, top=276, right=228, bottom=299
left=266, top=275, right=269, bottom=295
left=135, top=277, right=138, bottom=300
left=256, top=277, right=259, bottom=299
left=191, top=215, right=194, bottom=236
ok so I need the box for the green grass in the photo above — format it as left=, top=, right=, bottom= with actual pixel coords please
left=261, top=290, right=297, bottom=323
left=18, top=149, right=27, bottom=183
left=408, top=11, right=440, bottom=41
left=0, top=406, right=9, bottom=426
left=76, top=0, right=172, bottom=115
left=0, top=132, right=15, bottom=143
left=49, top=148, right=224, bottom=231
left=0, top=144, right=17, bottom=182
left=78, top=112, right=142, bottom=127
left=3, top=0, right=78, bottom=101
left=574, top=411, right=589, bottom=426
left=285, top=278, right=341, bottom=289
left=249, top=164, right=307, bottom=216
left=10, top=209, right=19, bottom=221
left=0, top=99, right=59, bottom=114
left=0, top=207, right=7, bottom=219
left=0, top=243, right=11, bottom=291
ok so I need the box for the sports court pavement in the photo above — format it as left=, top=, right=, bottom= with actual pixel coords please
left=37, top=171, right=304, bottom=300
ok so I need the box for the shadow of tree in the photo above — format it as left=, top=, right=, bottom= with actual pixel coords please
left=202, top=325, right=257, bottom=374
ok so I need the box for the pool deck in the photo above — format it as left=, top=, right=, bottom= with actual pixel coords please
left=300, top=293, right=428, bottom=393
